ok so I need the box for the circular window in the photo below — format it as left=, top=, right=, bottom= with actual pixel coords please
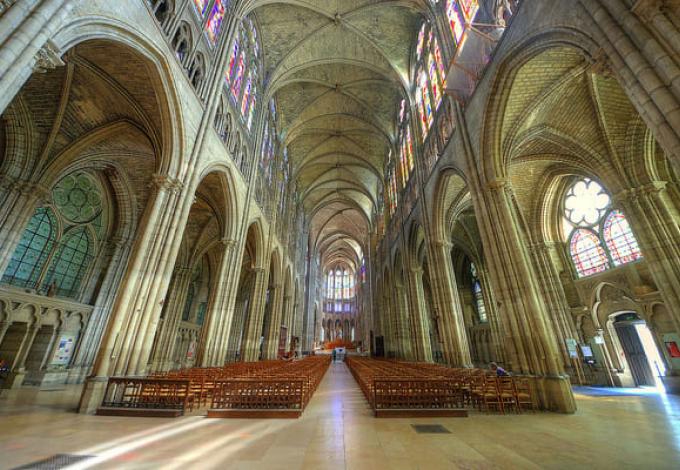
left=564, top=178, right=610, bottom=226
left=52, top=172, right=103, bottom=223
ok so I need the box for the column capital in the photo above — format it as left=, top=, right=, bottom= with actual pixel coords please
left=150, top=174, right=183, bottom=194
left=433, top=239, right=452, bottom=249
left=33, top=40, right=65, bottom=74
left=220, top=238, right=238, bottom=248
left=486, top=178, right=508, bottom=192
left=632, top=0, right=664, bottom=22
left=613, top=181, right=667, bottom=204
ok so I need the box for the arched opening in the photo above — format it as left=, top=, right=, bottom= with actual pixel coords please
left=611, top=312, right=666, bottom=387
left=0, top=38, right=169, bottom=389
left=149, top=171, right=231, bottom=372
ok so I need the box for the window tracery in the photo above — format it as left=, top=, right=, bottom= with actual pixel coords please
left=225, top=17, right=260, bottom=130
left=413, top=22, right=446, bottom=141
left=2, top=171, right=107, bottom=300
left=562, top=178, right=642, bottom=277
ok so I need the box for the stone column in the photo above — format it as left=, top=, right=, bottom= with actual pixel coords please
left=241, top=267, right=267, bottom=361
left=391, top=280, right=414, bottom=360
left=529, top=241, right=580, bottom=371
left=78, top=175, right=186, bottom=413
left=0, top=1, right=74, bottom=115
left=615, top=182, right=680, bottom=391
left=4, top=322, right=39, bottom=388
left=476, top=180, right=575, bottom=412
left=40, top=324, right=62, bottom=370
left=427, top=240, right=473, bottom=367
left=408, top=267, right=433, bottom=362
left=150, top=266, right=192, bottom=371
left=262, top=282, right=283, bottom=359
left=578, top=0, right=680, bottom=164
left=199, top=238, right=238, bottom=366
left=0, top=320, right=11, bottom=346
left=68, top=236, right=132, bottom=382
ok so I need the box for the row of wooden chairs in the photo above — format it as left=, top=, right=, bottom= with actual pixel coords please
left=210, top=356, right=331, bottom=411
left=346, top=357, right=536, bottom=414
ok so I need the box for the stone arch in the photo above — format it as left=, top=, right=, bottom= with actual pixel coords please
left=195, top=163, right=241, bottom=242
left=50, top=19, right=186, bottom=177
left=480, top=29, right=600, bottom=183
left=431, top=167, right=468, bottom=243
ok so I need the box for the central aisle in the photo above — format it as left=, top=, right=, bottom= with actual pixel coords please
left=1, top=362, right=679, bottom=469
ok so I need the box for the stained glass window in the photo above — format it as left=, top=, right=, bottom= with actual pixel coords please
left=470, top=263, right=487, bottom=323
left=416, top=23, right=427, bottom=60
left=569, top=229, right=609, bottom=277
left=44, top=228, right=93, bottom=298
left=227, top=41, right=240, bottom=80
left=459, top=0, right=479, bottom=23
left=446, top=0, right=465, bottom=45
left=206, top=0, right=227, bottom=44
left=2, top=171, right=105, bottom=300
left=241, top=73, right=252, bottom=115
left=224, top=19, right=260, bottom=129
left=230, top=51, right=245, bottom=100
left=603, top=210, right=642, bottom=266
left=192, top=0, right=209, bottom=16
left=563, top=178, right=642, bottom=277
left=2, top=208, right=56, bottom=288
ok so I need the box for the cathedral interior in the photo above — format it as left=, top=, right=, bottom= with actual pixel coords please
left=1, top=0, right=680, bottom=468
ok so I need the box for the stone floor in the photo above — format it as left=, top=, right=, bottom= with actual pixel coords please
left=1, top=363, right=679, bottom=469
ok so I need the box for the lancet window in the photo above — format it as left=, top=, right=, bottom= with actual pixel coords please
left=413, top=22, right=446, bottom=140
left=225, top=17, right=260, bottom=130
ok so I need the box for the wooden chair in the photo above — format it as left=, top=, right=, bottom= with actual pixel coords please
left=514, top=378, right=536, bottom=412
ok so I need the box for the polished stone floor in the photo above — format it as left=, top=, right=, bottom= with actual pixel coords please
left=1, top=363, right=679, bottom=469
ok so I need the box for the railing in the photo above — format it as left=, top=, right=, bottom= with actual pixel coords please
left=211, top=378, right=305, bottom=410
left=99, top=377, right=192, bottom=413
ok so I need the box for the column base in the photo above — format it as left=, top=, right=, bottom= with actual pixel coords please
left=66, top=366, right=91, bottom=384
left=530, top=375, right=577, bottom=413
left=22, top=369, right=69, bottom=389
left=661, top=374, right=680, bottom=395
left=77, top=376, right=109, bottom=414
left=0, top=370, right=26, bottom=389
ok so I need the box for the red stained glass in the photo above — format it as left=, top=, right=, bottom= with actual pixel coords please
left=603, top=210, right=642, bottom=266
left=570, top=228, right=609, bottom=277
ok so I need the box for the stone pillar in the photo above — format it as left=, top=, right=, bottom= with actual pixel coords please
left=199, top=238, right=238, bottom=366
left=578, top=0, right=680, bottom=165
left=262, top=282, right=283, bottom=359
left=408, top=267, right=433, bottom=362
left=615, top=183, right=680, bottom=391
left=40, top=325, right=62, bottom=370
left=0, top=1, right=74, bottom=115
left=529, top=241, right=580, bottom=371
left=0, top=320, right=11, bottom=346
left=150, top=266, right=192, bottom=371
left=476, top=180, right=575, bottom=412
left=428, top=240, right=473, bottom=367
left=78, top=175, right=186, bottom=413
left=241, top=267, right=267, bottom=361
left=68, top=236, right=132, bottom=382
left=3, top=322, right=39, bottom=388
left=282, top=294, right=293, bottom=350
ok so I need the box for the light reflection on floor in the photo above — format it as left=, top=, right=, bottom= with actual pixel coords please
left=1, top=363, right=679, bottom=469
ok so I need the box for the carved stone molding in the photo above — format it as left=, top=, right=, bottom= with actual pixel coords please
left=33, top=40, right=65, bottom=74
left=150, top=174, right=183, bottom=193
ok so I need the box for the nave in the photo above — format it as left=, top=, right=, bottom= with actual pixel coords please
left=1, top=363, right=679, bottom=469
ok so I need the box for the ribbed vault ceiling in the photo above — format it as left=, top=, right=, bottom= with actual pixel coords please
left=249, top=0, right=427, bottom=267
